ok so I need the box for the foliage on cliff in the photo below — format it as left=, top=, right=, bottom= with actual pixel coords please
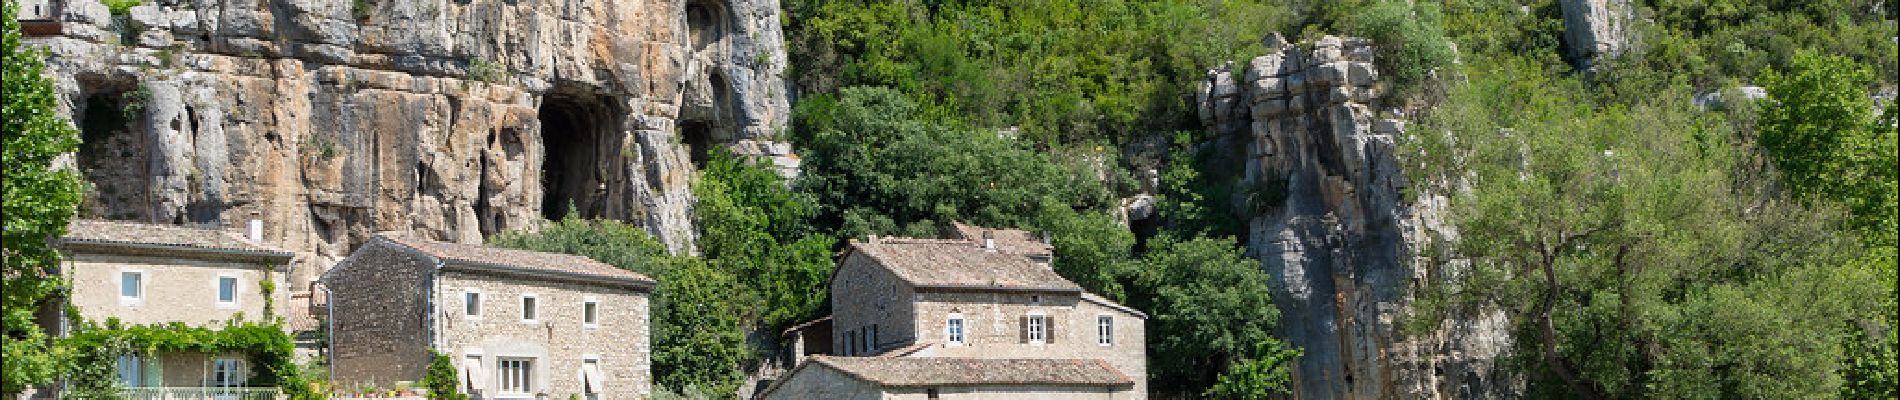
left=2, top=1, right=86, bottom=394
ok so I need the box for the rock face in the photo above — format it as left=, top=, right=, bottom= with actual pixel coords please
left=29, top=0, right=793, bottom=288
left=1559, top=0, right=1633, bottom=70
left=1198, top=34, right=1517, bottom=399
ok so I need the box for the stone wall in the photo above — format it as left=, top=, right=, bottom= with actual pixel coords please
left=434, top=269, right=652, bottom=398
left=829, top=251, right=919, bottom=355
left=64, top=252, right=286, bottom=328
left=758, top=363, right=884, bottom=400
left=1197, top=34, right=1516, bottom=399
left=324, top=239, right=432, bottom=385
left=26, top=0, right=796, bottom=288
left=908, top=292, right=1147, bottom=398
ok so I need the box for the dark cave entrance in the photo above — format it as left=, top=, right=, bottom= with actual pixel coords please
left=681, top=120, right=713, bottom=167
left=538, top=95, right=613, bottom=221
left=686, top=0, right=724, bottom=52
left=75, top=88, right=152, bottom=221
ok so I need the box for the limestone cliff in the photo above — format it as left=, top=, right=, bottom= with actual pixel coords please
left=27, top=0, right=793, bottom=288
left=1559, top=0, right=1633, bottom=70
left=1198, top=34, right=1516, bottom=399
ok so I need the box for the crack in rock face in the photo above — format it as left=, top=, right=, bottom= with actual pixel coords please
left=33, top=0, right=795, bottom=289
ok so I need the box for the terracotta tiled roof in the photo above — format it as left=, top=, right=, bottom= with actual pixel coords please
left=285, top=292, right=321, bottom=332
left=948, top=222, right=1053, bottom=257
left=847, top=238, right=1080, bottom=292
left=1081, top=293, right=1148, bottom=319
left=61, top=219, right=293, bottom=261
left=380, top=235, right=654, bottom=284
left=807, top=356, right=1133, bottom=387
left=782, top=316, right=832, bottom=336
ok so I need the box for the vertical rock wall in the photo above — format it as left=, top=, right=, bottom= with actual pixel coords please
left=1559, top=0, right=1633, bottom=70
left=1199, top=34, right=1516, bottom=399
left=28, top=0, right=793, bottom=288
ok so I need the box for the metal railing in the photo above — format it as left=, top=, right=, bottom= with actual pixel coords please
left=117, top=387, right=280, bottom=400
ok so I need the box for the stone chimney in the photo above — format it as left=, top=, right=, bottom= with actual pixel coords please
left=981, top=230, right=995, bottom=252
left=248, top=219, right=264, bottom=242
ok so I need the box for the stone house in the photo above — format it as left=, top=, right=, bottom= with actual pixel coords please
left=760, top=356, right=1135, bottom=400
left=764, top=226, right=1148, bottom=399
left=323, top=234, right=654, bottom=399
left=51, top=219, right=295, bottom=395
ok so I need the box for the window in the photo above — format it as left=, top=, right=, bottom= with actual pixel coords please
left=1027, top=314, right=1047, bottom=343
left=1098, top=315, right=1114, bottom=346
left=927, top=388, right=941, bottom=399
left=463, top=354, right=484, bottom=393
left=846, top=330, right=858, bottom=355
left=217, top=276, right=239, bottom=307
left=464, top=291, right=482, bottom=318
left=580, top=357, right=602, bottom=397
left=497, top=358, right=534, bottom=394
left=582, top=300, right=599, bottom=327
left=946, top=314, right=965, bottom=344
left=211, top=357, right=245, bottom=387
left=869, top=324, right=879, bottom=352
left=117, top=354, right=144, bottom=387
left=120, top=271, right=143, bottom=303
left=520, top=295, right=538, bottom=322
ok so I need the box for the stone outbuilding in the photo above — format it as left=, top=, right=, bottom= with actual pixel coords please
left=768, top=225, right=1148, bottom=399
left=48, top=219, right=295, bottom=396
left=323, top=234, right=654, bottom=399
left=758, top=356, right=1137, bottom=399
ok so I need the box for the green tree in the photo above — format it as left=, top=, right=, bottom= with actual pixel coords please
left=1409, top=57, right=1887, bottom=398
left=1339, top=0, right=1457, bottom=97
left=421, top=351, right=469, bottom=400
left=1124, top=235, right=1289, bottom=394
left=1204, top=340, right=1302, bottom=399
left=1758, top=51, right=1897, bottom=245
left=2, top=1, right=85, bottom=394
left=693, top=150, right=835, bottom=328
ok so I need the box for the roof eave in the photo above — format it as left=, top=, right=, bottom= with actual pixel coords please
left=438, top=260, right=656, bottom=292
left=912, top=284, right=1083, bottom=294
left=60, top=239, right=296, bottom=265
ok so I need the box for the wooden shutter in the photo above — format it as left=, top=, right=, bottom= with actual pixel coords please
left=1019, top=315, right=1029, bottom=343
left=1046, top=316, right=1056, bottom=344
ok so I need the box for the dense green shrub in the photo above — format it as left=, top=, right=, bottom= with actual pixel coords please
left=3, top=1, right=86, bottom=394
left=1339, top=0, right=1458, bottom=97
left=421, top=351, right=467, bottom=400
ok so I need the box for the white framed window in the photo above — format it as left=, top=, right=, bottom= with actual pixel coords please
left=580, top=355, right=602, bottom=397
left=520, top=294, right=539, bottom=323
left=216, top=275, right=240, bottom=308
left=1026, top=314, right=1047, bottom=344
left=116, top=354, right=144, bottom=387
left=582, top=299, right=599, bottom=328
left=211, top=357, right=246, bottom=387
left=462, top=353, right=485, bottom=393
left=119, top=270, right=144, bottom=305
left=464, top=289, right=483, bottom=319
left=496, top=357, right=534, bottom=395
left=946, top=313, right=965, bottom=344
left=1097, top=315, right=1114, bottom=346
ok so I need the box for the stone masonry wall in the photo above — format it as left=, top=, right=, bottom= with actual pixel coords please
left=323, top=239, right=432, bottom=385
left=435, top=270, right=652, bottom=398
left=64, top=252, right=286, bottom=328
left=27, top=0, right=796, bottom=289
left=828, top=252, right=918, bottom=355
left=909, top=291, right=1147, bottom=398
left=1198, top=34, right=1515, bottom=399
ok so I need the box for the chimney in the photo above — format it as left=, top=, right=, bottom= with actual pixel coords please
left=248, top=219, right=264, bottom=242
left=981, top=230, right=995, bottom=252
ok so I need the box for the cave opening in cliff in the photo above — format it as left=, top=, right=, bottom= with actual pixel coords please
left=74, top=88, right=153, bottom=222
left=681, top=120, right=714, bottom=167
left=538, top=95, right=614, bottom=221
left=686, top=0, right=725, bottom=52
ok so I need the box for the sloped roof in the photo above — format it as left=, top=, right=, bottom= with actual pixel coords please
left=380, top=235, right=654, bottom=286
left=805, top=356, right=1133, bottom=387
left=947, top=222, right=1052, bottom=257
left=845, top=238, right=1080, bottom=292
left=61, top=219, right=293, bottom=262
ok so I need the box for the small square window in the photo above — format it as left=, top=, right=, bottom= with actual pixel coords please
left=583, top=301, right=599, bottom=326
left=1027, top=315, right=1047, bottom=343
left=120, top=271, right=143, bottom=301
left=521, top=295, right=538, bottom=322
left=217, top=276, right=238, bottom=305
left=946, top=315, right=965, bottom=344
left=465, top=291, right=482, bottom=318
left=1098, top=316, right=1114, bottom=346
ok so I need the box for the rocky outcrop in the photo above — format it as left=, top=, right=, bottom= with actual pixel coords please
left=1559, top=0, right=1633, bottom=70
left=28, top=0, right=793, bottom=288
left=1198, top=33, right=1516, bottom=399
